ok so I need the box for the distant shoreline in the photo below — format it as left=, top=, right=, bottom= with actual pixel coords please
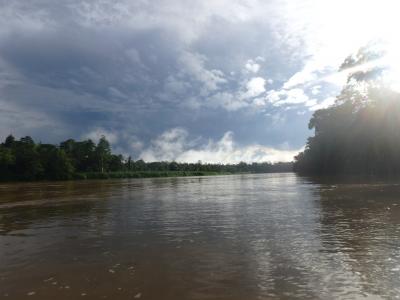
left=0, top=135, right=293, bottom=182
left=0, top=170, right=295, bottom=183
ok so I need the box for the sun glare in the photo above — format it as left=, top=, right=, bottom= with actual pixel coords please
left=302, top=0, right=400, bottom=90
left=345, top=0, right=400, bottom=90
left=383, top=37, right=400, bottom=92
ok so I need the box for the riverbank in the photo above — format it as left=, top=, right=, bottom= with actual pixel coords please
left=0, top=135, right=293, bottom=182
left=0, top=170, right=297, bottom=182
left=0, top=171, right=235, bottom=182
left=74, top=171, right=233, bottom=180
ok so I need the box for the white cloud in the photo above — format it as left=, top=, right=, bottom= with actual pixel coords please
left=266, top=88, right=314, bottom=107
left=265, top=89, right=281, bottom=103
left=139, top=128, right=189, bottom=162
left=253, top=97, right=267, bottom=107
left=245, top=59, right=260, bottom=73
left=282, top=88, right=311, bottom=105
left=130, top=140, right=144, bottom=152
left=179, top=51, right=226, bottom=94
left=140, top=128, right=301, bottom=163
left=304, top=99, right=317, bottom=107
left=309, top=96, right=335, bottom=111
left=283, top=63, right=318, bottom=90
left=208, top=92, right=249, bottom=111
left=203, top=76, right=271, bottom=111
left=311, top=85, right=321, bottom=95
left=244, top=77, right=266, bottom=98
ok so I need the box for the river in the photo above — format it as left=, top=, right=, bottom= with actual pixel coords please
left=1, top=173, right=400, bottom=299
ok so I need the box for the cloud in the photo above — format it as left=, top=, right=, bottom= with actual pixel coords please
left=0, top=0, right=366, bottom=159
left=82, top=128, right=119, bottom=144
left=140, top=128, right=301, bottom=163
left=80, top=127, right=145, bottom=157
left=266, top=88, right=315, bottom=107
left=139, top=128, right=191, bottom=162
left=0, top=99, right=57, bottom=140
left=311, top=85, right=321, bottom=95
left=309, top=96, right=336, bottom=111
left=245, top=59, right=260, bottom=73
left=244, top=77, right=266, bottom=98
left=179, top=51, right=226, bottom=94
left=283, top=65, right=318, bottom=90
left=208, top=92, right=249, bottom=111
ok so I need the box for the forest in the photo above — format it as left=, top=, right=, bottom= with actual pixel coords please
left=0, top=135, right=292, bottom=181
left=294, top=44, right=400, bottom=176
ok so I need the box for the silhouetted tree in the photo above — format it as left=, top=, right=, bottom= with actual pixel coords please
left=4, top=135, right=15, bottom=148
left=294, top=44, right=400, bottom=176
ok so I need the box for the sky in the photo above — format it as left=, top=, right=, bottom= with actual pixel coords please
left=0, top=0, right=398, bottom=163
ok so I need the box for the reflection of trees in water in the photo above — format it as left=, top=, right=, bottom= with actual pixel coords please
left=317, top=183, right=400, bottom=298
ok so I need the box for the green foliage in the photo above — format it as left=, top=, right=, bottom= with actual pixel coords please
left=38, top=145, right=74, bottom=180
left=4, top=135, right=15, bottom=148
left=0, top=134, right=292, bottom=181
left=13, top=136, right=44, bottom=180
left=0, top=146, right=15, bottom=180
left=95, top=136, right=111, bottom=173
left=60, top=139, right=96, bottom=172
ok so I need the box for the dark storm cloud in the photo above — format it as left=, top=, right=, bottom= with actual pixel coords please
left=0, top=0, right=342, bottom=161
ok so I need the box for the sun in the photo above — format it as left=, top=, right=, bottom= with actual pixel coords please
left=353, top=1, right=400, bottom=90
left=377, top=27, right=400, bottom=91
left=311, top=0, right=400, bottom=90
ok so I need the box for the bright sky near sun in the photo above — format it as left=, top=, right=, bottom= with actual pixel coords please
left=0, top=0, right=398, bottom=162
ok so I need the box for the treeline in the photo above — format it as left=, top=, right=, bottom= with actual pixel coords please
left=294, top=45, right=400, bottom=176
left=0, top=135, right=292, bottom=181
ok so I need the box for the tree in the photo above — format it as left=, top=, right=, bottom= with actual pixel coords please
left=294, top=44, right=400, bottom=176
left=126, top=156, right=133, bottom=170
left=14, top=136, right=43, bottom=180
left=38, top=144, right=74, bottom=180
left=0, top=134, right=293, bottom=181
left=0, top=145, right=15, bottom=180
left=95, top=136, right=111, bottom=173
left=109, top=154, right=124, bottom=172
left=4, top=135, right=15, bottom=148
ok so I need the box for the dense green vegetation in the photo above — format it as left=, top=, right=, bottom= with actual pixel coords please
left=0, top=135, right=292, bottom=181
left=294, top=45, right=400, bottom=176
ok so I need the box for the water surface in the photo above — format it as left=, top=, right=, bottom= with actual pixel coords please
left=1, top=173, right=400, bottom=299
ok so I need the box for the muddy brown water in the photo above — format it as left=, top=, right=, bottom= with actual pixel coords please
left=1, top=173, right=400, bottom=299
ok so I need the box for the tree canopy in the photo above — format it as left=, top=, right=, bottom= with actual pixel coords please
left=0, top=135, right=292, bottom=181
left=294, top=44, right=400, bottom=176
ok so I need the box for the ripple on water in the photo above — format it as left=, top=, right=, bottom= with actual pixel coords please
left=1, top=174, right=400, bottom=299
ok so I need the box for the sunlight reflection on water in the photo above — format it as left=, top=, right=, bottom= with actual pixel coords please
left=1, top=174, right=400, bottom=299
